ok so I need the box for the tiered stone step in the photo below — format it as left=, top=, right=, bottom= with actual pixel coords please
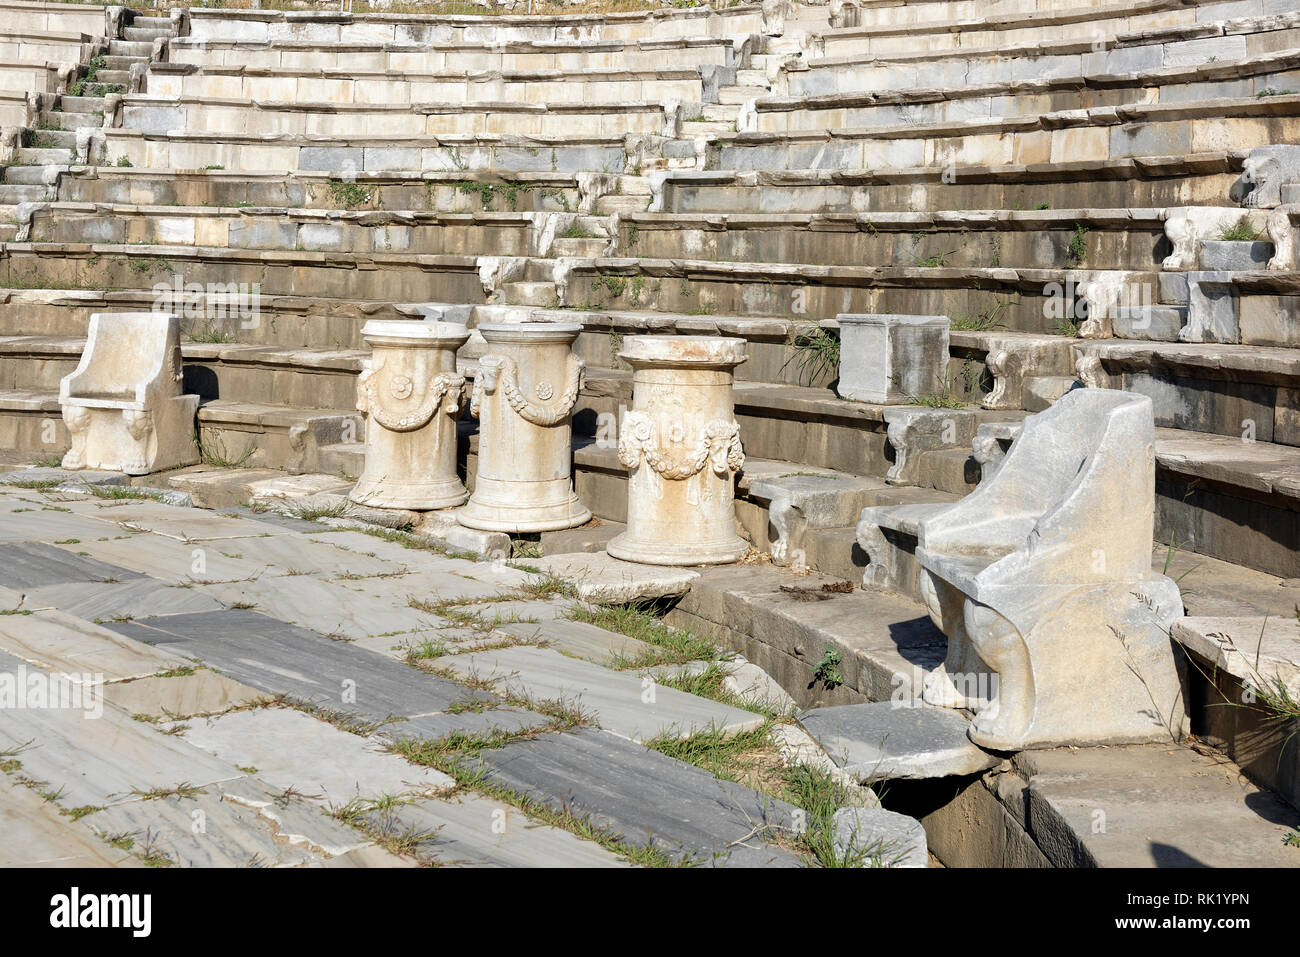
left=758, top=43, right=1300, bottom=133
left=145, top=63, right=709, bottom=106
left=103, top=128, right=633, bottom=175
left=19, top=203, right=614, bottom=260
left=712, top=92, right=1300, bottom=172
left=810, top=0, right=1265, bottom=62
left=117, top=93, right=674, bottom=138
left=0, top=242, right=486, bottom=302
left=47, top=166, right=580, bottom=213
left=167, top=35, right=746, bottom=73
left=614, top=208, right=1169, bottom=271
left=789, top=5, right=1300, bottom=96
left=659, top=151, right=1244, bottom=213
left=183, top=4, right=766, bottom=46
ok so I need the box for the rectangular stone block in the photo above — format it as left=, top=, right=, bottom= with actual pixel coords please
left=836, top=314, right=949, bottom=404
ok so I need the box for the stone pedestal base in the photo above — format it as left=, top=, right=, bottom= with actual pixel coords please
left=349, top=319, right=470, bottom=512
left=606, top=335, right=748, bottom=567
left=459, top=322, right=589, bottom=533
left=836, top=314, right=949, bottom=404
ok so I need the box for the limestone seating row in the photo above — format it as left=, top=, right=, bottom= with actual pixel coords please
left=0, top=241, right=488, bottom=304
left=842, top=0, right=1163, bottom=28
left=17, top=167, right=585, bottom=215
left=0, top=30, right=92, bottom=72
left=96, top=128, right=633, bottom=176
left=0, top=1, right=106, bottom=37
left=117, top=95, right=675, bottom=139
left=166, top=36, right=745, bottom=73
left=616, top=208, right=1171, bottom=272
left=0, top=60, right=67, bottom=96
left=10, top=288, right=1296, bottom=457
left=660, top=152, right=1246, bottom=213
left=757, top=46, right=1300, bottom=134
left=143, top=65, right=709, bottom=108
left=810, top=0, right=1269, bottom=60
left=1212, top=271, right=1300, bottom=348
left=790, top=8, right=1300, bottom=96
left=1077, top=338, right=1300, bottom=445
left=712, top=93, right=1300, bottom=172
left=0, top=231, right=1263, bottom=345
left=18, top=203, right=615, bottom=259
left=184, top=4, right=768, bottom=46
left=2, top=311, right=1297, bottom=582
left=11, top=201, right=1179, bottom=273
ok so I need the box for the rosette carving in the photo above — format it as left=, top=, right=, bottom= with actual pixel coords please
left=357, top=356, right=464, bottom=433
left=471, top=352, right=585, bottom=426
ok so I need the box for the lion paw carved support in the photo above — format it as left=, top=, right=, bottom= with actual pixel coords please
left=459, top=323, right=591, bottom=533
left=607, top=336, right=750, bottom=566
left=349, top=320, right=471, bottom=511
left=916, top=389, right=1187, bottom=751
left=60, top=404, right=91, bottom=470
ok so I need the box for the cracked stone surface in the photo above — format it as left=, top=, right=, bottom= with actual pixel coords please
left=0, top=482, right=909, bottom=868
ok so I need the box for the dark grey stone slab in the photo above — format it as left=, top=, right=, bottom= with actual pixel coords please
left=364, top=792, right=626, bottom=867
left=468, top=728, right=803, bottom=867
left=377, top=706, right=551, bottom=743
left=0, top=542, right=146, bottom=589
left=105, top=609, right=491, bottom=723
left=219, top=506, right=331, bottom=533
left=800, top=701, right=1001, bottom=781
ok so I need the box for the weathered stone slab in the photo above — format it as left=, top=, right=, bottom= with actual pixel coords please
left=377, top=706, right=552, bottom=743
left=304, top=529, right=473, bottom=570
left=221, top=505, right=337, bottom=533
left=50, top=535, right=266, bottom=584
left=469, top=728, right=802, bottom=867
left=0, top=541, right=147, bottom=589
left=25, top=578, right=227, bottom=622
left=175, top=708, right=454, bottom=809
left=529, top=552, right=699, bottom=603
left=1013, top=744, right=1300, bottom=867
left=0, top=778, right=140, bottom=867
left=191, top=534, right=407, bottom=579
left=832, top=806, right=929, bottom=868
left=800, top=702, right=1001, bottom=781
left=366, top=791, right=628, bottom=867
left=498, top=618, right=660, bottom=666
left=193, top=573, right=499, bottom=640
left=107, top=609, right=490, bottom=721
left=0, top=699, right=246, bottom=809
left=1, top=468, right=127, bottom=488
left=78, top=501, right=298, bottom=540
left=105, top=670, right=268, bottom=719
left=0, top=608, right=193, bottom=681
left=1171, top=616, right=1300, bottom=698
left=439, top=645, right=763, bottom=742
left=0, top=510, right=134, bottom=545
left=77, top=783, right=366, bottom=867
left=314, top=844, right=417, bottom=867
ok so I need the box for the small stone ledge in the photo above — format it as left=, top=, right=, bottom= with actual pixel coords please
left=1171, top=615, right=1300, bottom=700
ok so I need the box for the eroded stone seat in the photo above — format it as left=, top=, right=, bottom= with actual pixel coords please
left=59, top=312, right=199, bottom=474
left=913, top=387, right=1187, bottom=751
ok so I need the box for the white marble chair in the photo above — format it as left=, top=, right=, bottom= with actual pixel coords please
left=914, top=388, right=1186, bottom=751
left=60, top=313, right=200, bottom=475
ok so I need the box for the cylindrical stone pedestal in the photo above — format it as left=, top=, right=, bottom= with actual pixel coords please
left=607, top=336, right=748, bottom=566
left=459, top=322, right=591, bottom=532
left=350, top=319, right=470, bottom=510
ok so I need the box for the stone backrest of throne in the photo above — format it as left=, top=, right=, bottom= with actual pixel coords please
left=915, top=388, right=1156, bottom=607
left=60, top=312, right=184, bottom=411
